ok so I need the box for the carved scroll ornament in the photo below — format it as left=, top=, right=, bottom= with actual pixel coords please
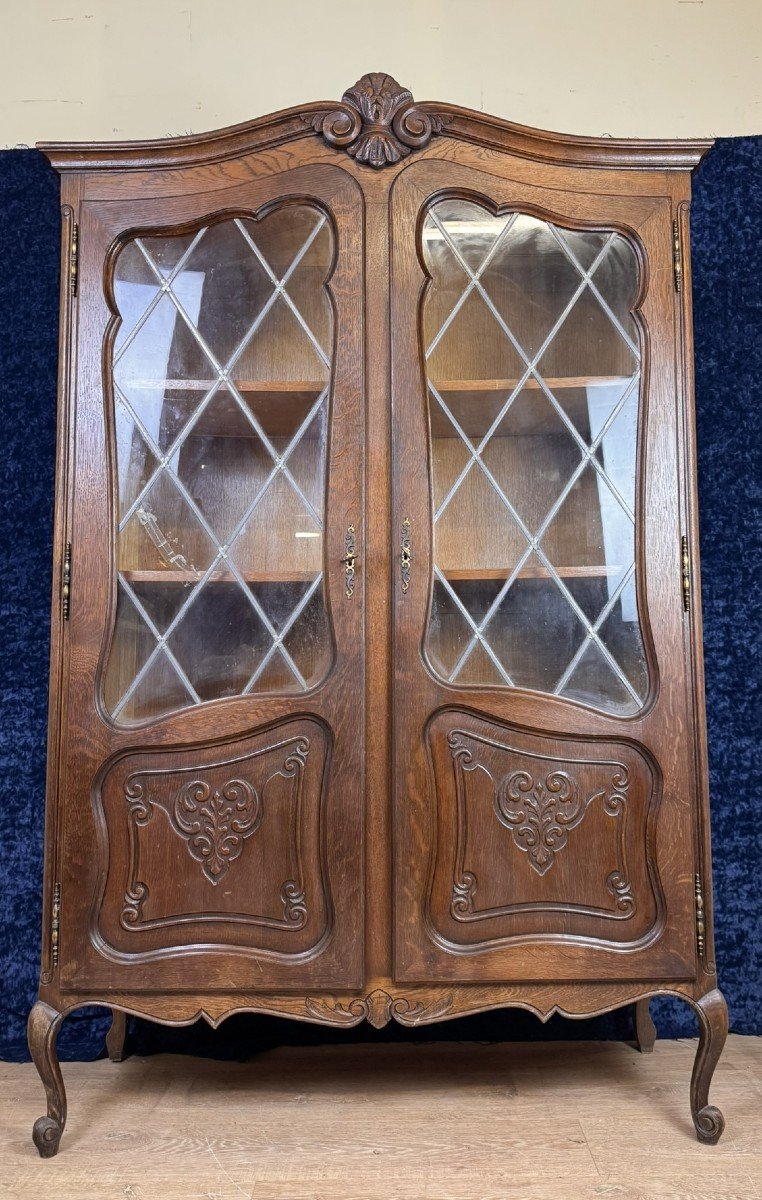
left=118, top=735, right=314, bottom=931
left=173, top=778, right=262, bottom=884
left=496, top=770, right=589, bottom=876
left=306, top=989, right=454, bottom=1029
left=444, top=727, right=638, bottom=922
left=494, top=766, right=630, bottom=879
left=303, top=72, right=449, bottom=168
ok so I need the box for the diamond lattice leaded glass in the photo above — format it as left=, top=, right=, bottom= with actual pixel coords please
left=103, top=207, right=334, bottom=724
left=422, top=199, right=649, bottom=715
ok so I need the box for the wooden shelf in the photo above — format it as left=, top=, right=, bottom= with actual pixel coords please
left=434, top=376, right=630, bottom=393
left=120, top=380, right=328, bottom=439
left=440, top=565, right=621, bottom=582
left=124, top=379, right=326, bottom=393
left=429, top=376, right=632, bottom=440
left=124, top=376, right=625, bottom=396
left=122, top=565, right=619, bottom=585
left=121, top=568, right=318, bottom=585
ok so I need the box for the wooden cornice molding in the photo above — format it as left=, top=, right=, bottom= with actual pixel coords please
left=37, top=71, right=714, bottom=173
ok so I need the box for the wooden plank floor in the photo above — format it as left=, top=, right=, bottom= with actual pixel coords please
left=1, top=1036, right=760, bottom=1199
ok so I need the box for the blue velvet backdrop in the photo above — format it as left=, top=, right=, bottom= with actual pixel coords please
left=0, top=140, right=759, bottom=1061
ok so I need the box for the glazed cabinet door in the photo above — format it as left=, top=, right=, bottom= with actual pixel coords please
left=391, top=158, right=697, bottom=983
left=54, top=163, right=364, bottom=992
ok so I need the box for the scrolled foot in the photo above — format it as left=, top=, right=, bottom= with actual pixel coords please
left=694, top=1104, right=725, bottom=1145
left=28, top=1000, right=67, bottom=1157
left=32, top=1115, right=63, bottom=1158
left=690, top=988, right=728, bottom=1146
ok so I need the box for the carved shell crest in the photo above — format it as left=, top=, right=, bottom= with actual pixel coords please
left=303, top=72, right=449, bottom=168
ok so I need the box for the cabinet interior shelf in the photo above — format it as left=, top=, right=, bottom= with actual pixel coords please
left=440, top=565, right=621, bottom=581
left=121, top=565, right=620, bottom=585
left=127, top=379, right=326, bottom=393
left=434, top=375, right=630, bottom=393
left=123, top=376, right=632, bottom=441
left=121, top=569, right=320, bottom=584
left=125, top=375, right=627, bottom=393
left=125, top=380, right=327, bottom=439
left=430, top=376, right=632, bottom=440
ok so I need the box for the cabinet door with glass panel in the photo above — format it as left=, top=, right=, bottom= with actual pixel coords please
left=392, top=159, right=695, bottom=984
left=105, top=206, right=336, bottom=721
left=60, top=165, right=364, bottom=992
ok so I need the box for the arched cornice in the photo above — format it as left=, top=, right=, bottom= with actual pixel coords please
left=38, top=71, right=713, bottom=173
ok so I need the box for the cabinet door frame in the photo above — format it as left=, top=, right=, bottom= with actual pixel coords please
left=391, top=156, right=697, bottom=984
left=54, top=162, right=366, bottom=993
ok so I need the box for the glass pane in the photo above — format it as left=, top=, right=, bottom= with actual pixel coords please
left=104, top=207, right=334, bottom=724
left=422, top=198, right=648, bottom=716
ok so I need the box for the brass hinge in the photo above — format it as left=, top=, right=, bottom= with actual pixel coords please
left=695, top=873, right=705, bottom=958
left=62, top=542, right=72, bottom=620
left=681, top=535, right=691, bottom=611
left=672, top=219, right=682, bottom=294
left=70, top=223, right=79, bottom=297
left=51, top=882, right=61, bottom=967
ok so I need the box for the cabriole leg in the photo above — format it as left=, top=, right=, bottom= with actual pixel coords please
left=27, top=1001, right=67, bottom=1158
left=690, top=988, right=728, bottom=1144
left=105, top=1009, right=128, bottom=1063
left=633, top=998, right=656, bottom=1053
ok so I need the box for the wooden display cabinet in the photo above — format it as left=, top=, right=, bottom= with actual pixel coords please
left=29, top=73, right=726, bottom=1156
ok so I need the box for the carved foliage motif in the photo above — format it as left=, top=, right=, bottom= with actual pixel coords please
left=120, top=737, right=311, bottom=928
left=305, top=989, right=454, bottom=1029
left=496, top=768, right=627, bottom=877
left=303, top=72, right=448, bottom=168
left=173, top=778, right=261, bottom=884
left=447, top=728, right=635, bottom=918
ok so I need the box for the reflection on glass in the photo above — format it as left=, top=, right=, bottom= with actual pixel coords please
left=103, top=208, right=334, bottom=724
left=422, top=199, right=648, bottom=715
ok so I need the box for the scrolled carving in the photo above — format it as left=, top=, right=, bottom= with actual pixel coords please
left=606, top=870, right=635, bottom=913
left=280, top=738, right=310, bottom=777
left=443, top=724, right=645, bottom=928
left=496, top=769, right=586, bottom=876
left=488, top=763, right=633, bottom=878
left=391, top=992, right=454, bottom=1027
left=280, top=880, right=307, bottom=925
left=304, top=989, right=454, bottom=1028
left=121, top=882, right=148, bottom=926
left=124, top=777, right=152, bottom=826
left=302, top=106, right=362, bottom=148
left=602, top=770, right=630, bottom=817
left=116, top=731, right=318, bottom=934
left=392, top=105, right=440, bottom=150
left=303, top=72, right=448, bottom=168
left=172, top=778, right=262, bottom=885
left=447, top=730, right=474, bottom=765
left=304, top=996, right=368, bottom=1027
left=452, top=871, right=477, bottom=914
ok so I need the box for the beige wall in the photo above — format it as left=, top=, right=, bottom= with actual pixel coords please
left=2, top=0, right=761, bottom=146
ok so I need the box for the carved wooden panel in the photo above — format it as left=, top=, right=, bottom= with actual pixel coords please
left=426, top=710, right=663, bottom=951
left=94, top=717, right=331, bottom=960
